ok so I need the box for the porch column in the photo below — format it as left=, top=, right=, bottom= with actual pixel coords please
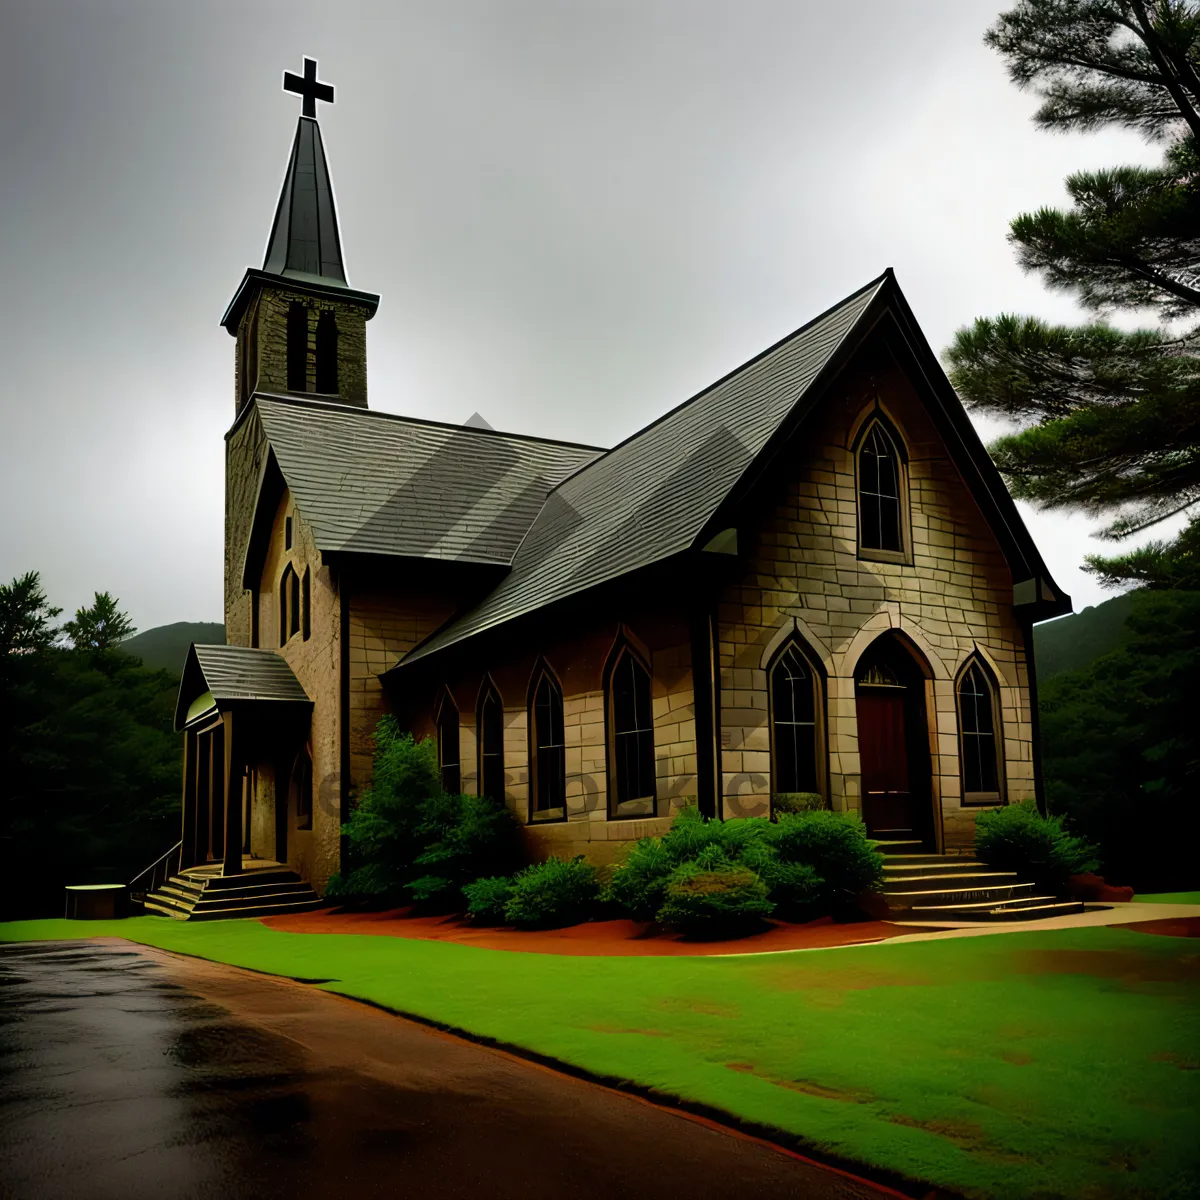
left=222, top=711, right=243, bottom=876
left=180, top=728, right=198, bottom=867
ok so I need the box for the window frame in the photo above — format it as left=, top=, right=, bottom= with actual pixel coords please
left=476, top=678, right=506, bottom=806
left=527, top=663, right=567, bottom=825
left=603, top=637, right=657, bottom=820
left=956, top=655, right=1006, bottom=807
left=853, top=414, right=912, bottom=565
left=767, top=637, right=828, bottom=812
left=301, top=566, right=311, bottom=641
left=435, top=690, right=461, bottom=796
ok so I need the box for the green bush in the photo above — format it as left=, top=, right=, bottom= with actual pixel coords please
left=504, top=856, right=600, bottom=929
left=738, top=840, right=822, bottom=919
left=601, top=837, right=676, bottom=921
left=656, top=846, right=774, bottom=933
left=764, top=810, right=884, bottom=913
left=463, top=875, right=515, bottom=923
left=329, top=716, right=523, bottom=907
left=772, top=792, right=825, bottom=814
left=975, top=800, right=1099, bottom=894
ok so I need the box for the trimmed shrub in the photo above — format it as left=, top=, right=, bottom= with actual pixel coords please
left=504, top=856, right=600, bottom=929
left=764, top=811, right=884, bottom=912
left=739, top=841, right=823, bottom=919
left=656, top=846, right=774, bottom=933
left=772, top=792, right=825, bottom=815
left=975, top=800, right=1099, bottom=894
left=602, top=837, right=676, bottom=921
left=463, top=875, right=515, bottom=923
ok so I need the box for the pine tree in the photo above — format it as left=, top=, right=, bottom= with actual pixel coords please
left=62, top=591, right=137, bottom=652
left=944, top=1, right=1200, bottom=589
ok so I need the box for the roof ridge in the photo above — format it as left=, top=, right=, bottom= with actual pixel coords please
left=531, top=271, right=892, bottom=501
left=248, top=392, right=608, bottom=453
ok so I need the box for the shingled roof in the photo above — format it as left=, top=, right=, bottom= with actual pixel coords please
left=397, top=272, right=889, bottom=667
left=174, top=644, right=312, bottom=730
left=250, top=397, right=604, bottom=567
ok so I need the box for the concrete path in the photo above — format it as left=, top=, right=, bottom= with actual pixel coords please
left=0, top=940, right=907, bottom=1200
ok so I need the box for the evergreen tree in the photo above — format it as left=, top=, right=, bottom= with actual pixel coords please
left=62, top=591, right=137, bottom=652
left=944, top=1, right=1200, bottom=588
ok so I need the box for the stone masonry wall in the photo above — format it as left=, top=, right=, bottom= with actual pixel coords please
left=716, top=359, right=1033, bottom=849
left=224, top=408, right=268, bottom=649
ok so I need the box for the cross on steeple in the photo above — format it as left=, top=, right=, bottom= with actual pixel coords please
left=283, top=57, right=334, bottom=119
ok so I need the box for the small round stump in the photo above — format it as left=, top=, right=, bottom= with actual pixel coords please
left=64, top=884, right=129, bottom=920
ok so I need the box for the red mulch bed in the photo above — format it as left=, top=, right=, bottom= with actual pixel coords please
left=1123, top=916, right=1200, bottom=939
left=259, top=908, right=927, bottom=956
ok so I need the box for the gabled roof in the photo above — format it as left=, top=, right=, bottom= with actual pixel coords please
left=398, top=274, right=889, bottom=666
left=174, top=644, right=311, bottom=731
left=395, top=270, right=1070, bottom=670
left=241, top=395, right=604, bottom=584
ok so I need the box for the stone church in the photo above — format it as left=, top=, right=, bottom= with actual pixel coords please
left=169, top=64, right=1070, bottom=908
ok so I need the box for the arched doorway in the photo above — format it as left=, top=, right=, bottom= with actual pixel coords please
left=853, top=633, right=934, bottom=845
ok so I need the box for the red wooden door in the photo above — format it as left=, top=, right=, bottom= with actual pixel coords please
left=855, top=690, right=914, bottom=835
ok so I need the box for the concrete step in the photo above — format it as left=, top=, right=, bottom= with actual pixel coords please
left=143, top=894, right=192, bottom=919
left=880, top=854, right=963, bottom=868
left=883, top=870, right=1020, bottom=894
left=180, top=868, right=302, bottom=891
left=871, top=839, right=924, bottom=857
left=883, top=860, right=984, bottom=878
left=183, top=897, right=325, bottom=921
left=187, top=887, right=320, bottom=913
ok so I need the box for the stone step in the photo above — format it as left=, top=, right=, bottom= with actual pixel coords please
left=884, top=881, right=1036, bottom=910
left=910, top=899, right=1084, bottom=922
left=143, top=893, right=192, bottom=920
left=883, top=870, right=1020, bottom=894
left=182, top=897, right=325, bottom=921
left=871, top=839, right=924, bottom=857
left=883, top=859, right=984, bottom=877
left=168, top=878, right=316, bottom=903
left=187, top=887, right=320, bottom=913
left=180, top=868, right=302, bottom=892
left=880, top=854, right=963, bottom=868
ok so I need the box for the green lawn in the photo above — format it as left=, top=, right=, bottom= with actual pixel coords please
left=1135, top=892, right=1200, bottom=905
left=2, top=918, right=1197, bottom=1200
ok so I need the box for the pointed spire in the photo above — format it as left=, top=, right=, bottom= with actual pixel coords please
left=262, top=116, right=348, bottom=287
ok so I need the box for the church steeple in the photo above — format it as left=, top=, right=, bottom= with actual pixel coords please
left=222, top=58, right=379, bottom=415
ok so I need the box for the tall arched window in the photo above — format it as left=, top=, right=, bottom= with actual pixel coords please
left=857, top=419, right=906, bottom=556
left=769, top=640, right=825, bottom=803
left=530, top=668, right=566, bottom=822
left=315, top=310, right=339, bottom=394
left=286, top=302, right=308, bottom=392
left=477, top=680, right=505, bottom=805
left=291, top=744, right=313, bottom=830
left=606, top=642, right=656, bottom=818
left=279, top=563, right=299, bottom=646
left=958, top=658, right=1004, bottom=805
left=436, top=692, right=461, bottom=794
left=301, top=566, right=311, bottom=641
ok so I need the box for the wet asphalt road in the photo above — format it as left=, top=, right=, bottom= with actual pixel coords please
left=0, top=940, right=898, bottom=1200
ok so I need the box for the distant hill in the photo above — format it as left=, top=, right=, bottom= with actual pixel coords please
left=120, top=622, right=225, bottom=676
left=1033, top=591, right=1137, bottom=680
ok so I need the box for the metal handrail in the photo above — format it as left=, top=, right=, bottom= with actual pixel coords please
left=128, top=840, right=183, bottom=901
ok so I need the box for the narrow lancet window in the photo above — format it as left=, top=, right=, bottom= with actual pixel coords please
left=478, top=682, right=505, bottom=804
left=609, top=647, right=655, bottom=816
left=301, top=566, right=311, bottom=640
left=315, top=310, right=339, bottom=394
left=286, top=302, right=308, bottom=392
left=958, top=660, right=1003, bottom=803
left=531, top=671, right=566, bottom=822
left=437, top=694, right=461, bottom=795
left=770, top=642, right=822, bottom=800
left=858, top=422, right=904, bottom=554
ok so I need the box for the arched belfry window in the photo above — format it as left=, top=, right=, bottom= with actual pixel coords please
left=957, top=657, right=1004, bottom=805
left=315, top=310, right=339, bottom=394
left=286, top=302, right=308, bottom=392
left=605, top=639, right=656, bottom=818
left=857, top=419, right=907, bottom=557
left=769, top=639, right=825, bottom=805
left=436, top=692, right=461, bottom=795
left=477, top=680, right=505, bottom=805
left=529, top=667, right=566, bottom=823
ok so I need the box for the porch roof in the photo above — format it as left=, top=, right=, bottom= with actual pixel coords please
left=174, top=644, right=312, bottom=731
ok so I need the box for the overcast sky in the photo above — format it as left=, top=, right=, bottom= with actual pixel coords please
left=0, top=0, right=1181, bottom=633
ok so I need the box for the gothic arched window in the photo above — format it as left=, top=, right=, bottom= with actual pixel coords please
left=436, top=692, right=460, bottom=795
left=769, top=640, right=825, bottom=803
left=315, top=310, right=339, bottom=394
left=477, top=680, right=505, bottom=805
left=530, top=668, right=566, bottom=822
left=606, top=641, right=656, bottom=818
left=286, top=302, right=308, bottom=392
left=279, top=563, right=299, bottom=646
left=857, top=420, right=906, bottom=556
left=957, top=658, right=1004, bottom=805
left=301, top=566, right=311, bottom=641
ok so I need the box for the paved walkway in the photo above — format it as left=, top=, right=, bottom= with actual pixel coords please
left=0, top=940, right=908, bottom=1200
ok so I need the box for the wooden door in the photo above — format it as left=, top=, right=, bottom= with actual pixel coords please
left=855, top=690, right=915, bottom=835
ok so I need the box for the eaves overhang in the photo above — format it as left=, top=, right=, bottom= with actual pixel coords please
left=220, top=267, right=380, bottom=336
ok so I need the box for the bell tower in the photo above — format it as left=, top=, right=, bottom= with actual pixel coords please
left=221, top=58, right=379, bottom=414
